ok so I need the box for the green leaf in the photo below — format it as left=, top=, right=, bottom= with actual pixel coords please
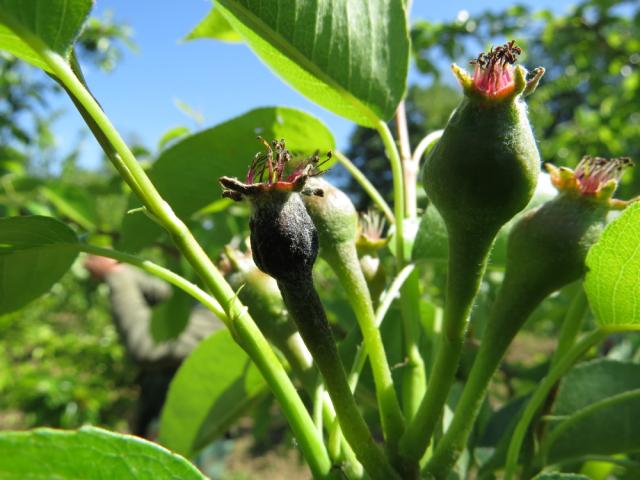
left=412, top=205, right=448, bottom=263
left=118, top=107, right=335, bottom=252
left=159, top=329, right=267, bottom=457
left=150, top=288, right=193, bottom=342
left=215, top=0, right=409, bottom=126
left=0, top=426, right=205, bottom=479
left=0, top=0, right=93, bottom=73
left=584, top=202, right=640, bottom=326
left=552, top=359, right=640, bottom=416
left=544, top=389, right=640, bottom=464
left=184, top=6, right=242, bottom=43
left=0, top=216, right=78, bottom=315
left=40, top=183, right=98, bottom=232
left=150, top=256, right=193, bottom=342
left=157, top=125, right=191, bottom=151
left=541, top=360, right=640, bottom=465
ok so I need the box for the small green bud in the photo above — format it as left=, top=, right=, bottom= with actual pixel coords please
left=356, top=210, right=389, bottom=305
left=423, top=41, right=544, bottom=236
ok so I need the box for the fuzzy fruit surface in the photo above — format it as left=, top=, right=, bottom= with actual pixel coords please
left=423, top=96, right=539, bottom=234
left=506, top=194, right=608, bottom=295
left=249, top=190, right=318, bottom=284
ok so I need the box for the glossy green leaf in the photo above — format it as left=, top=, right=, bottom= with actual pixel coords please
left=159, top=329, right=267, bottom=457
left=0, top=426, right=205, bottom=479
left=118, top=107, right=334, bottom=252
left=184, top=6, right=242, bottom=43
left=544, top=389, right=640, bottom=464
left=0, top=216, right=78, bottom=314
left=585, top=202, right=640, bottom=326
left=0, top=0, right=93, bottom=73
left=215, top=0, right=409, bottom=126
left=552, top=359, right=640, bottom=416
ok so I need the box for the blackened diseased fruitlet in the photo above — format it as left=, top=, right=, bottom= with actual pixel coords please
left=249, top=189, right=318, bottom=285
left=219, top=137, right=328, bottom=285
left=219, top=138, right=399, bottom=480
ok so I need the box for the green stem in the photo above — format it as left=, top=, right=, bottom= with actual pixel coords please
left=337, top=265, right=414, bottom=476
left=63, top=53, right=146, bottom=202
left=395, top=101, right=417, bottom=219
left=411, top=130, right=443, bottom=167
left=333, top=151, right=394, bottom=224
left=279, top=277, right=400, bottom=480
left=4, top=17, right=332, bottom=477
left=323, top=243, right=405, bottom=454
left=504, top=328, right=608, bottom=480
left=550, top=285, right=588, bottom=368
left=399, top=269, right=427, bottom=421
left=424, top=274, right=549, bottom=478
left=376, top=119, right=427, bottom=449
left=348, top=264, right=415, bottom=388
left=399, top=228, right=495, bottom=462
left=313, top=383, right=325, bottom=433
left=375, top=121, right=406, bottom=265
left=79, top=243, right=227, bottom=320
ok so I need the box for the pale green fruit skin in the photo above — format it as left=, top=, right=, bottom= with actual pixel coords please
left=423, top=95, right=540, bottom=236
left=303, top=177, right=358, bottom=250
left=505, top=194, right=608, bottom=296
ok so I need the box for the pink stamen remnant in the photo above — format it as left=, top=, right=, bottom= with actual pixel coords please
left=574, top=156, right=634, bottom=194
left=470, top=40, right=522, bottom=97
left=246, top=137, right=329, bottom=186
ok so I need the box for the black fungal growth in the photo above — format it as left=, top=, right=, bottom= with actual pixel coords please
left=249, top=190, right=319, bottom=285
left=219, top=137, right=328, bottom=284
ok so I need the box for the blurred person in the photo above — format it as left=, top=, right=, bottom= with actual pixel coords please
left=84, top=255, right=222, bottom=437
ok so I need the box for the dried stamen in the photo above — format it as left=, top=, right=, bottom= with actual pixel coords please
left=221, top=137, right=331, bottom=201
left=469, top=40, right=522, bottom=97
left=574, top=155, right=634, bottom=194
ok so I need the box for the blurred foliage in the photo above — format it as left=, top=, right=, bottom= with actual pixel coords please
left=0, top=267, right=136, bottom=430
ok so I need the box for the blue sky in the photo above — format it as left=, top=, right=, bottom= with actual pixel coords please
left=51, top=0, right=578, bottom=168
